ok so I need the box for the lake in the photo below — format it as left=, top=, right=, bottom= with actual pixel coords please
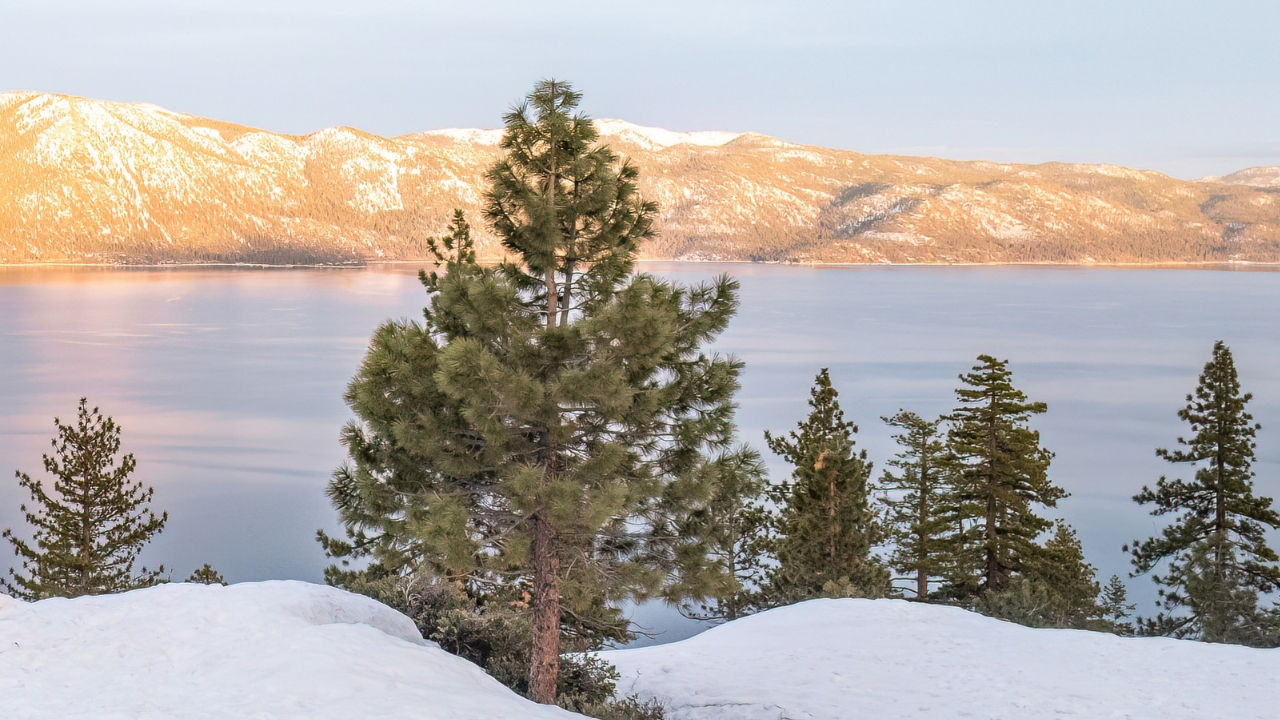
left=2, top=262, right=1279, bottom=638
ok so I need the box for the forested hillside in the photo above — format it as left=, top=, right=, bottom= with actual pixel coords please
left=4, top=91, right=1280, bottom=265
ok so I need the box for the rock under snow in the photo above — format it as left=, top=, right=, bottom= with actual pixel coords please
left=598, top=598, right=1280, bottom=720
left=0, top=580, right=581, bottom=720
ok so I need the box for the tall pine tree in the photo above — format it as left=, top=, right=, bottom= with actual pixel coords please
left=1127, top=341, right=1280, bottom=644
left=321, top=80, right=746, bottom=704
left=943, top=355, right=1063, bottom=598
left=2, top=399, right=167, bottom=600
left=880, top=410, right=951, bottom=599
left=765, top=369, right=889, bottom=600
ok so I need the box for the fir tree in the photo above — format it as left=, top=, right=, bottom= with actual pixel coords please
left=765, top=369, right=889, bottom=601
left=672, top=447, right=773, bottom=622
left=880, top=410, right=951, bottom=599
left=1127, top=341, right=1280, bottom=644
left=944, top=355, right=1063, bottom=598
left=186, top=563, right=226, bottom=585
left=1099, top=575, right=1135, bottom=635
left=321, top=80, right=745, bottom=704
left=974, top=523, right=1101, bottom=629
left=2, top=399, right=166, bottom=600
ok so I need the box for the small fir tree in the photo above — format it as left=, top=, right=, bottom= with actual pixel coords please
left=974, top=523, right=1101, bottom=629
left=943, top=355, right=1063, bottom=599
left=1127, top=341, right=1280, bottom=644
left=2, top=399, right=167, bottom=600
left=186, top=563, right=226, bottom=585
left=880, top=410, right=951, bottom=599
left=321, top=80, right=746, bottom=705
left=765, top=369, right=889, bottom=601
left=1099, top=575, right=1136, bottom=635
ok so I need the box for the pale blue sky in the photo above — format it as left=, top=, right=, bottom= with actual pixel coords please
left=3, top=0, right=1279, bottom=178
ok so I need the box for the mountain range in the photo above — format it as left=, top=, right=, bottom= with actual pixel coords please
left=3, top=91, right=1279, bottom=265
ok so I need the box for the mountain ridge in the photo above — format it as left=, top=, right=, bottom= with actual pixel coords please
left=3, top=91, right=1280, bottom=265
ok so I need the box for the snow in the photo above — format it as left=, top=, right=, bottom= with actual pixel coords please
left=423, top=127, right=506, bottom=146
left=598, top=598, right=1280, bottom=720
left=423, top=120, right=742, bottom=151
left=0, top=581, right=581, bottom=720
left=593, top=120, right=741, bottom=150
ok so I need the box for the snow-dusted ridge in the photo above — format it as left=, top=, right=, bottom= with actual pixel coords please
left=422, top=119, right=744, bottom=150
left=598, top=598, right=1280, bottom=720
left=6, top=90, right=1280, bottom=265
left=0, top=581, right=581, bottom=720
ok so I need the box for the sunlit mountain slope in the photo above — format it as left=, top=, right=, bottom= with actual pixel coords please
left=3, top=91, right=1279, bottom=265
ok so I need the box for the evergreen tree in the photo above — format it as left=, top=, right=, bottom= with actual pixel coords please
left=321, top=80, right=744, bottom=704
left=880, top=410, right=951, bottom=599
left=943, top=355, right=1063, bottom=598
left=765, top=369, right=889, bottom=601
left=974, top=523, right=1101, bottom=629
left=1127, top=341, right=1280, bottom=644
left=672, top=447, right=773, bottom=622
left=186, top=563, right=226, bottom=585
left=1099, top=575, right=1136, bottom=635
left=2, top=399, right=167, bottom=600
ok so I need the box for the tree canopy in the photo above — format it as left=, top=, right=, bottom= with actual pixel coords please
left=321, top=79, right=750, bottom=704
left=2, top=399, right=166, bottom=600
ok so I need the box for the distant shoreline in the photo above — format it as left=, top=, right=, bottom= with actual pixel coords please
left=2, top=259, right=1279, bottom=272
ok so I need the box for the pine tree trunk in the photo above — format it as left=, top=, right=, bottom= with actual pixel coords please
left=529, top=512, right=562, bottom=705
left=917, top=568, right=928, bottom=599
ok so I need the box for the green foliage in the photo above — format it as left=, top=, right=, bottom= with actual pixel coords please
left=185, top=564, right=227, bottom=586
left=671, top=447, right=773, bottom=622
left=564, top=695, right=667, bottom=720
left=976, top=523, right=1102, bottom=629
left=880, top=410, right=952, bottom=599
left=1099, top=575, right=1136, bottom=635
left=2, top=399, right=167, bottom=600
left=1127, top=341, right=1280, bottom=644
left=764, top=369, right=889, bottom=602
left=942, top=355, right=1064, bottom=599
left=321, top=79, right=747, bottom=702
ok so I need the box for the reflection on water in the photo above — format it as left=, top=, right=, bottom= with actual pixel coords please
left=2, top=263, right=1279, bottom=629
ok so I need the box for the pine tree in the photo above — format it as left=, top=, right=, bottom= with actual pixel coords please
left=1127, top=341, right=1280, bottom=644
left=944, top=355, right=1063, bottom=599
left=765, top=369, right=889, bottom=601
left=320, top=80, right=745, bottom=705
left=2, top=399, right=167, bottom=600
left=186, top=563, right=226, bottom=585
left=880, top=410, right=951, bottom=599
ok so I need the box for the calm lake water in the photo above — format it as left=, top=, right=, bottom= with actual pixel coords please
left=2, top=262, right=1279, bottom=635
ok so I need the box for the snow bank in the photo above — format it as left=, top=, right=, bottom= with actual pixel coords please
left=0, top=581, right=581, bottom=720
left=598, top=598, right=1280, bottom=720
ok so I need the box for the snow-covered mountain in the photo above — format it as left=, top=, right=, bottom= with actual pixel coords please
left=1217, top=166, right=1280, bottom=188
left=0, top=581, right=581, bottom=719
left=598, top=599, right=1280, bottom=720
left=4, top=91, right=1280, bottom=265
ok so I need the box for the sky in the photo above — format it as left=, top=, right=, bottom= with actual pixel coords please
left=3, top=0, right=1280, bottom=179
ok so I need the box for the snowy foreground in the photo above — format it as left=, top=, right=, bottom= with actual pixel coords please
left=600, top=598, right=1280, bottom=720
left=0, top=581, right=580, bottom=720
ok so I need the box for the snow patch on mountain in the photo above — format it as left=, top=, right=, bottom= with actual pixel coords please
left=422, top=120, right=742, bottom=151
left=424, top=127, right=507, bottom=145
left=598, top=598, right=1280, bottom=720
left=592, top=120, right=742, bottom=150
left=0, top=581, right=582, bottom=720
